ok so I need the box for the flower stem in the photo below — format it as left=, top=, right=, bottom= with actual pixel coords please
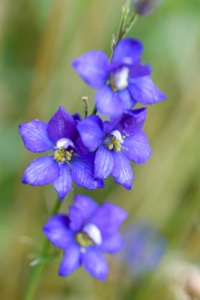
left=24, top=197, right=62, bottom=300
left=116, top=0, right=130, bottom=45
left=91, top=105, right=97, bottom=115
left=117, top=12, right=138, bottom=43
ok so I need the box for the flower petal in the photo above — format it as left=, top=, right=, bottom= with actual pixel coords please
left=128, top=76, right=167, bottom=104
left=69, top=195, right=98, bottom=231
left=91, top=202, right=127, bottom=237
left=96, top=85, right=125, bottom=118
left=71, top=153, right=104, bottom=190
left=19, top=120, right=54, bottom=152
left=129, top=62, right=152, bottom=78
left=72, top=50, right=109, bottom=88
left=94, top=146, right=115, bottom=179
left=112, top=152, right=133, bottom=189
left=99, top=233, right=124, bottom=253
left=112, top=38, right=143, bottom=64
left=116, top=88, right=136, bottom=112
left=43, top=215, right=73, bottom=248
left=116, top=108, right=147, bottom=136
left=103, top=120, right=116, bottom=134
left=53, top=163, right=72, bottom=200
left=68, top=206, right=83, bottom=232
left=47, top=106, right=77, bottom=143
left=22, top=156, right=59, bottom=185
left=74, top=195, right=98, bottom=216
left=77, top=116, right=104, bottom=151
left=74, top=136, right=89, bottom=156
left=59, top=243, right=81, bottom=276
left=81, top=248, right=108, bottom=281
left=124, top=130, right=152, bottom=163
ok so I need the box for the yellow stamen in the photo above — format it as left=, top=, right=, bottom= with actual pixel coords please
left=110, top=136, right=122, bottom=152
left=76, top=232, right=93, bottom=247
left=54, top=148, right=73, bottom=162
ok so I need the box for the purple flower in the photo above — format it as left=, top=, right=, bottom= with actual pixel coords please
left=43, top=194, right=127, bottom=281
left=119, top=222, right=166, bottom=276
left=72, top=38, right=166, bottom=118
left=133, top=0, right=162, bottom=16
left=19, top=107, right=104, bottom=200
left=77, top=108, right=151, bottom=189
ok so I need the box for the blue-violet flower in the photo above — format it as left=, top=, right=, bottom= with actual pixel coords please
left=119, top=221, right=166, bottom=276
left=77, top=108, right=151, bottom=189
left=72, top=38, right=166, bottom=118
left=19, top=107, right=104, bottom=200
left=43, top=194, right=127, bottom=281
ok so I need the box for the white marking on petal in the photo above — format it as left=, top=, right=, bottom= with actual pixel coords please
left=114, top=67, right=129, bottom=90
left=83, top=223, right=102, bottom=245
left=80, top=247, right=86, bottom=253
left=55, top=138, right=74, bottom=150
left=123, top=57, right=133, bottom=65
left=111, top=130, right=124, bottom=144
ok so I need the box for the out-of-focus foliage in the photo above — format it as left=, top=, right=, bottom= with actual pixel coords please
left=0, top=0, right=200, bottom=299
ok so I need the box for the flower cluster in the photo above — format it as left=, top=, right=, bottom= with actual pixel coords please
left=19, top=17, right=166, bottom=281
left=20, top=38, right=165, bottom=199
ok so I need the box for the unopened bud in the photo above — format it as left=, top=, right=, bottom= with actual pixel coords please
left=133, top=0, right=162, bottom=16
left=82, top=96, right=88, bottom=117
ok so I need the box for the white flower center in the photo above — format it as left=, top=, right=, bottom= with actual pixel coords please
left=114, top=67, right=129, bottom=90
left=110, top=130, right=124, bottom=144
left=55, top=138, right=75, bottom=150
left=83, top=223, right=102, bottom=245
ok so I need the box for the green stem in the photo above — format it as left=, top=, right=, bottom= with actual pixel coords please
left=24, top=197, right=62, bottom=300
left=116, top=12, right=138, bottom=43
left=116, top=1, right=130, bottom=45
left=91, top=105, right=97, bottom=115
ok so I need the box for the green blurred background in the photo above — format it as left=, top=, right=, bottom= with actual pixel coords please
left=1, top=0, right=200, bottom=299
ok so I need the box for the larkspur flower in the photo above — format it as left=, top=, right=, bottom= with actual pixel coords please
left=77, top=108, right=151, bottom=189
left=19, top=107, right=104, bottom=200
left=119, top=222, right=166, bottom=276
left=72, top=38, right=166, bottom=118
left=133, top=0, right=162, bottom=16
left=43, top=194, right=127, bottom=281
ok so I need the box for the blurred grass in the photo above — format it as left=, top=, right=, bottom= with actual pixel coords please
left=0, top=0, right=200, bottom=299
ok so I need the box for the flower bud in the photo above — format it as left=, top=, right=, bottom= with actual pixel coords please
left=133, top=0, right=162, bottom=16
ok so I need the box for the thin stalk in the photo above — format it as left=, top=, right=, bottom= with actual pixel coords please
left=24, top=197, right=62, bottom=300
left=91, top=105, right=97, bottom=115
left=116, top=0, right=130, bottom=45
left=116, top=12, right=138, bottom=43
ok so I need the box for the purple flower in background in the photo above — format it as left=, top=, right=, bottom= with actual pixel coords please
left=43, top=194, right=127, bottom=281
left=77, top=108, right=151, bottom=189
left=119, top=222, right=166, bottom=276
left=134, top=0, right=162, bottom=16
left=72, top=38, right=166, bottom=118
left=19, top=107, right=104, bottom=200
